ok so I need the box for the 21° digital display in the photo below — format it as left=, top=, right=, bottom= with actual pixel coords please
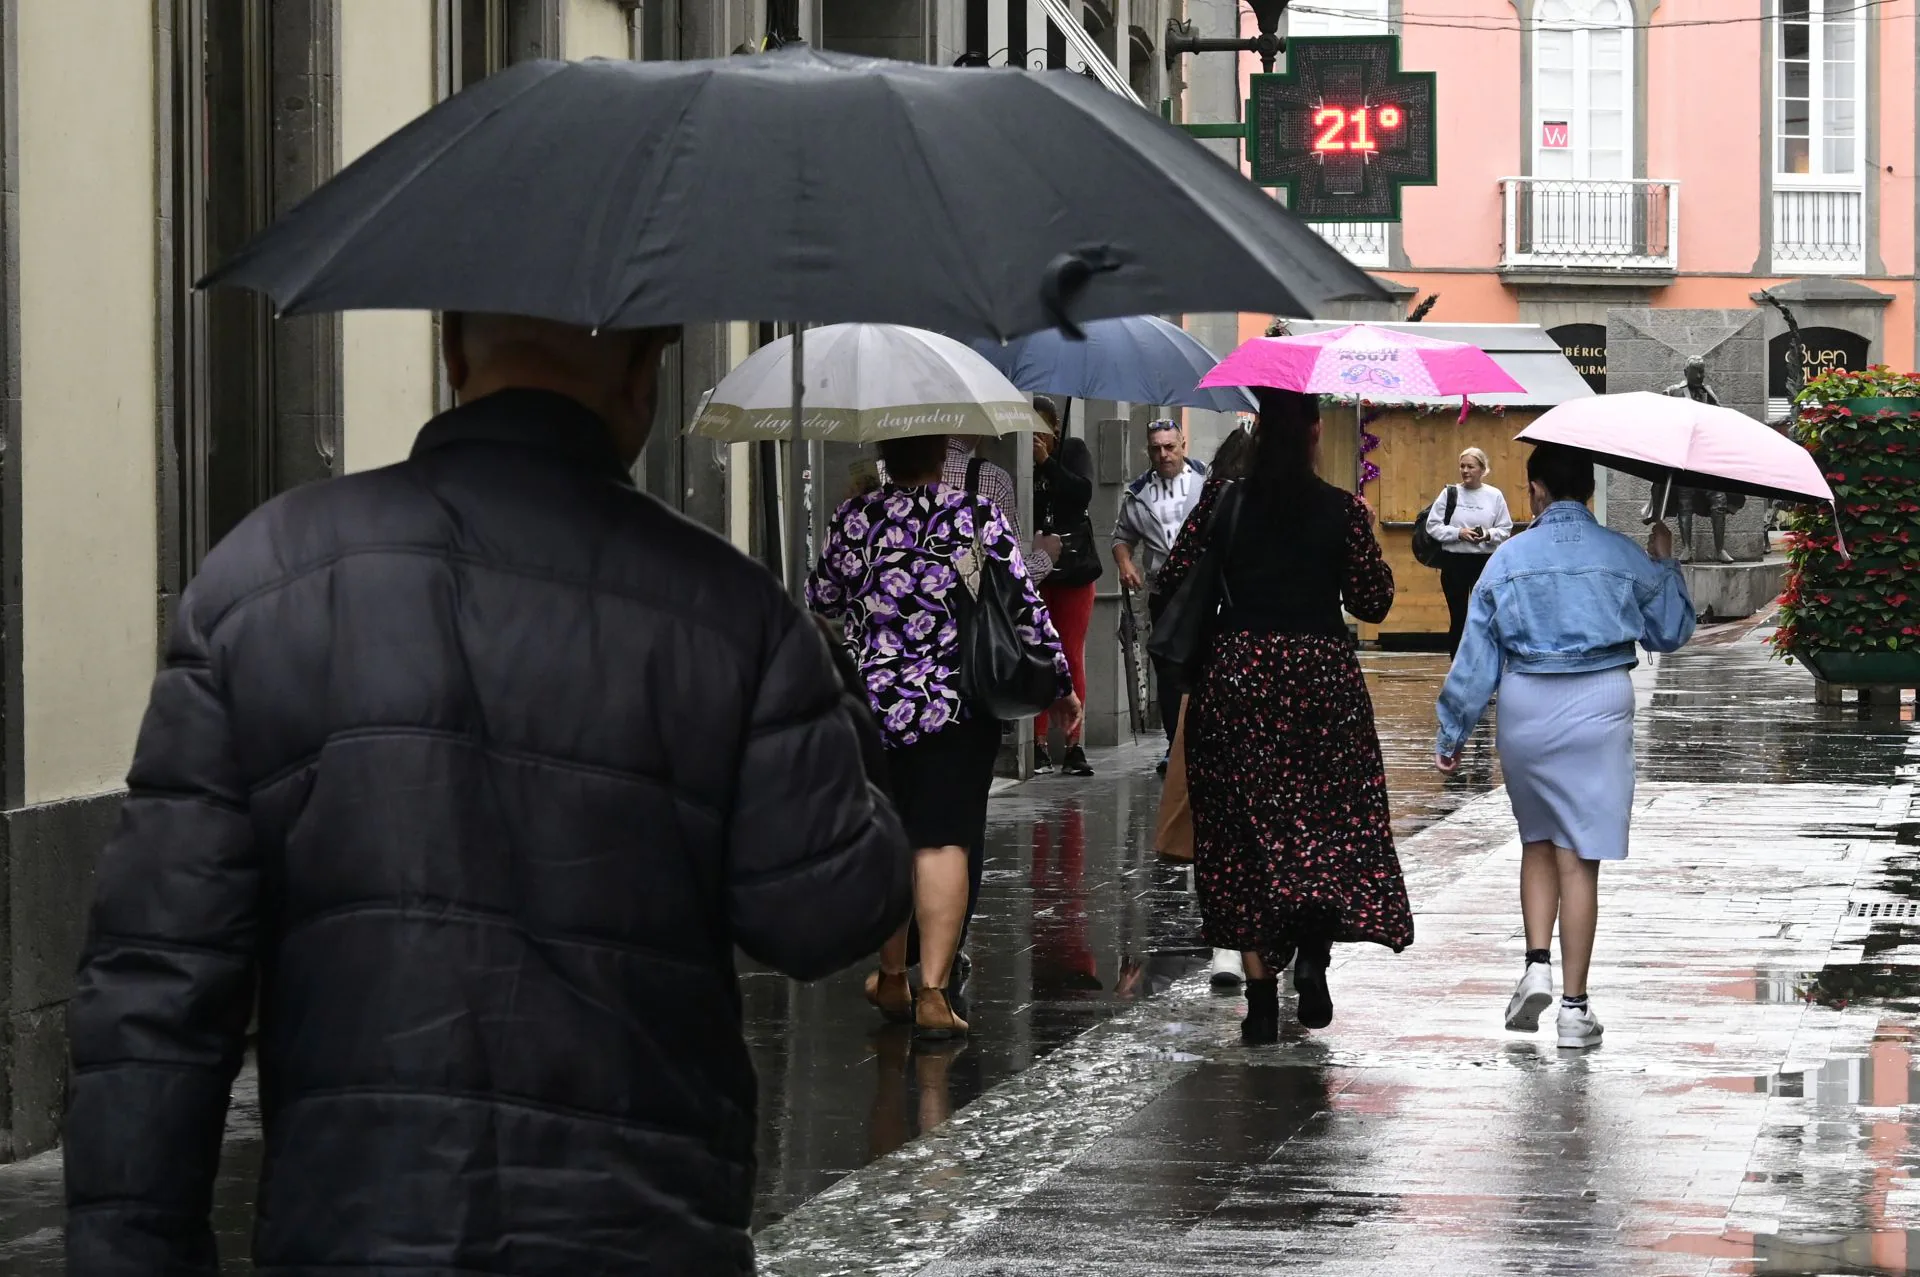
left=1248, top=37, right=1437, bottom=222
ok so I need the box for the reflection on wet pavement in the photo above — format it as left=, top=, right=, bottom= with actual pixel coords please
left=746, top=650, right=1498, bottom=1230
left=743, top=758, right=1207, bottom=1228
left=754, top=630, right=1920, bottom=1276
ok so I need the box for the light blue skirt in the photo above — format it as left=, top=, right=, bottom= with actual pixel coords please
left=1495, top=667, right=1635, bottom=861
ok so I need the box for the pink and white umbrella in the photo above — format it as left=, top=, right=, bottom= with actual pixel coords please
left=1515, top=391, right=1831, bottom=507
left=1516, top=390, right=1843, bottom=556
left=1198, top=323, right=1525, bottom=405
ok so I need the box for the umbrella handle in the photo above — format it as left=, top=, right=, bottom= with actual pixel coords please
left=1642, top=472, right=1676, bottom=526
left=1041, top=249, right=1121, bottom=340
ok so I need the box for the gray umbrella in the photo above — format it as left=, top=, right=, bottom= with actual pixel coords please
left=199, top=48, right=1382, bottom=337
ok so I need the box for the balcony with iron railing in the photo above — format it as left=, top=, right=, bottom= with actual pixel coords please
left=1306, top=220, right=1391, bottom=270
left=1499, top=177, right=1680, bottom=275
left=1772, top=185, right=1865, bottom=275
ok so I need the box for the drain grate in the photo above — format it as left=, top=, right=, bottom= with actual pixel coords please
left=1847, top=900, right=1920, bottom=918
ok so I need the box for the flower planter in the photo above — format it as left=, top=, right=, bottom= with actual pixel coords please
left=1779, top=371, right=1920, bottom=686
left=1797, top=649, right=1920, bottom=687
left=1836, top=397, right=1920, bottom=416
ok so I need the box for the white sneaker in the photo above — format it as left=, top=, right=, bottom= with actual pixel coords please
left=1209, top=949, right=1246, bottom=988
left=1556, top=1002, right=1604, bottom=1050
left=1504, top=962, right=1554, bottom=1032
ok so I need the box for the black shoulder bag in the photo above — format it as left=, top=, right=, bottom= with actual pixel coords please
left=1145, top=481, right=1245, bottom=683
left=955, top=459, right=1061, bottom=721
left=1410, top=485, right=1458, bottom=569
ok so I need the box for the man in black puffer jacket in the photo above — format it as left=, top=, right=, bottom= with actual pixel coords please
left=64, top=314, right=912, bottom=1276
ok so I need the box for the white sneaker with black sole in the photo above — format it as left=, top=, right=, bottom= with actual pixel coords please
left=1209, top=949, right=1246, bottom=988
left=1504, top=962, right=1554, bottom=1032
left=1556, top=1002, right=1604, bottom=1050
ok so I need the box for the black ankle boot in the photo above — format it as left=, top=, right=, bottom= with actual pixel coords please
left=1293, top=943, right=1333, bottom=1030
left=1241, top=977, right=1280, bottom=1045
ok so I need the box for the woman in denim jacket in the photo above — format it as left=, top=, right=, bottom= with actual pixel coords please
left=1434, top=443, right=1694, bottom=1051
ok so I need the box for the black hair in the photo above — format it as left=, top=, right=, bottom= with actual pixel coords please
left=1031, top=395, right=1059, bottom=430
left=1525, top=442, right=1596, bottom=503
left=1250, top=387, right=1320, bottom=497
left=878, top=433, right=949, bottom=483
left=1210, top=425, right=1256, bottom=480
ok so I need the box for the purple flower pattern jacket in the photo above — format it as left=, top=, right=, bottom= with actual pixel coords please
left=808, top=482, right=1071, bottom=748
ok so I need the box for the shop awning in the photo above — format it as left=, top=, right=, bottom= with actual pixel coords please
left=1281, top=321, right=1594, bottom=408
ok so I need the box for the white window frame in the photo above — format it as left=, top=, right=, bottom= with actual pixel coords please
left=1773, top=0, right=1866, bottom=188
left=1530, top=0, right=1634, bottom=183
left=1284, top=0, right=1390, bottom=39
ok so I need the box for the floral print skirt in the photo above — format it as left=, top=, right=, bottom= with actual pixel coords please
left=1186, top=629, right=1413, bottom=954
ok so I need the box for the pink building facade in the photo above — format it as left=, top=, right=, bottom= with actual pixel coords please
left=1237, top=1, right=1918, bottom=407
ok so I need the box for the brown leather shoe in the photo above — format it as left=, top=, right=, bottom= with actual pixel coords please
left=865, top=969, right=912, bottom=1024
left=914, top=986, right=970, bottom=1039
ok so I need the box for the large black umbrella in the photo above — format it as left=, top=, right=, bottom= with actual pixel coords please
left=200, top=48, right=1382, bottom=337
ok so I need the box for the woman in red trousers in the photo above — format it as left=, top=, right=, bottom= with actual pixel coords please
left=1031, top=396, right=1101, bottom=775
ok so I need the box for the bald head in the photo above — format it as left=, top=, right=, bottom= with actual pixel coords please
left=442, top=313, right=678, bottom=465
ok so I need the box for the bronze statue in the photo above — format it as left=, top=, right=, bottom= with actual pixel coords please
left=1759, top=290, right=1807, bottom=409
left=1663, top=357, right=1743, bottom=563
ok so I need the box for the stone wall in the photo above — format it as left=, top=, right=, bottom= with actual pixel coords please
left=1604, top=309, right=1769, bottom=562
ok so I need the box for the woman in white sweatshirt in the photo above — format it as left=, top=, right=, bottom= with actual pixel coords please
left=1426, top=447, right=1514, bottom=656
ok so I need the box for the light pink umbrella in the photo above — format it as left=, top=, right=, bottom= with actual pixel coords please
left=1516, top=390, right=1843, bottom=555
left=1198, top=323, right=1526, bottom=402
left=1516, top=391, right=1831, bottom=507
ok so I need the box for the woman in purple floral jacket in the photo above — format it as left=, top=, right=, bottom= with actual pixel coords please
left=809, top=432, right=1077, bottom=1038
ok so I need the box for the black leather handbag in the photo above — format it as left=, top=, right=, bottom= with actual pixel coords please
left=955, top=459, right=1061, bottom=721
left=1145, top=481, right=1245, bottom=683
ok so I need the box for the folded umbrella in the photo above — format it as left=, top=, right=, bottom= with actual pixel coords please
left=689, top=324, right=1044, bottom=443
left=972, top=315, right=1255, bottom=414
left=199, top=48, right=1383, bottom=338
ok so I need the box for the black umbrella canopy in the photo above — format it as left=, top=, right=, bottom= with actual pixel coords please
left=200, top=48, right=1384, bottom=339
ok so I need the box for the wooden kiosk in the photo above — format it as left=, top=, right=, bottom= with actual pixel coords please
left=1285, top=322, right=1597, bottom=646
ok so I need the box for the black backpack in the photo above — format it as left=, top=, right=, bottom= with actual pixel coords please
left=1410, top=485, right=1458, bottom=569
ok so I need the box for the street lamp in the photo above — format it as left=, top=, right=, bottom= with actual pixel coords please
left=1165, top=0, right=1290, bottom=74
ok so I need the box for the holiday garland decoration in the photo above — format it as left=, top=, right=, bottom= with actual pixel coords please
left=1309, top=395, right=1512, bottom=493
left=1358, top=402, right=1382, bottom=488
left=1772, top=367, right=1920, bottom=660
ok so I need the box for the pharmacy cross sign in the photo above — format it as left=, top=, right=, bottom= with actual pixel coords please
left=1247, top=36, right=1437, bottom=223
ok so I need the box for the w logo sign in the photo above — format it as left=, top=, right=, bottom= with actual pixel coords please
left=1541, top=121, right=1570, bottom=149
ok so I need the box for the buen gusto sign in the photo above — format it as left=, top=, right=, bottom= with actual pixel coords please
left=1248, top=36, right=1438, bottom=223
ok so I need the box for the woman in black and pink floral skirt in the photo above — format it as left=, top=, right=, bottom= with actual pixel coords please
left=1155, top=388, right=1412, bottom=1043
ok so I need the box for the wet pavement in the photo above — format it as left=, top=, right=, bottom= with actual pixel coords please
left=743, top=646, right=1507, bottom=1231
left=11, top=622, right=1920, bottom=1275
left=752, top=626, right=1920, bottom=1275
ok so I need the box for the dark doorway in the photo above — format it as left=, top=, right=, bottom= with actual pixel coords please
left=1769, top=325, right=1870, bottom=400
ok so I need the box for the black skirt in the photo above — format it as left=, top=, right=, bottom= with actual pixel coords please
left=886, top=711, right=1002, bottom=850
